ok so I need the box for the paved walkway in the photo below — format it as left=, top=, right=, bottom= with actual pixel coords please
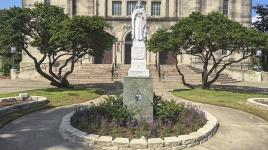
left=0, top=79, right=51, bottom=93
left=0, top=90, right=268, bottom=150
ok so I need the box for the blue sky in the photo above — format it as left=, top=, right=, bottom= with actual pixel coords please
left=0, top=0, right=266, bottom=15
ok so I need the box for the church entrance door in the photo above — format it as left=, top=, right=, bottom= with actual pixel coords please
left=94, top=50, right=112, bottom=64
left=159, top=51, right=177, bottom=65
left=124, top=33, right=132, bottom=64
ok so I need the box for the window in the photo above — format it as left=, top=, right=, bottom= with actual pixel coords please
left=141, top=1, right=146, bottom=10
left=72, top=0, right=77, bottom=16
left=223, top=0, right=229, bottom=16
left=151, top=2, right=161, bottom=16
left=44, top=0, right=50, bottom=5
left=112, top=1, right=122, bottom=16
left=127, top=1, right=136, bottom=16
left=126, top=1, right=146, bottom=16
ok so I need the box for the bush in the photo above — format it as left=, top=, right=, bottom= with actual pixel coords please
left=153, top=94, right=186, bottom=123
left=71, top=95, right=207, bottom=138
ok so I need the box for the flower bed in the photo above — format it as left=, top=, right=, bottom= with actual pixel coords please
left=59, top=95, right=219, bottom=149
left=248, top=98, right=268, bottom=109
left=0, top=93, right=49, bottom=117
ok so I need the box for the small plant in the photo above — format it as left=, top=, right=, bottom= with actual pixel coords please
left=71, top=94, right=207, bottom=139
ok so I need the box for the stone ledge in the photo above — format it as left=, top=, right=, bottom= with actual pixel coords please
left=247, top=98, right=268, bottom=110
left=59, top=107, right=219, bottom=150
left=113, top=138, right=130, bottom=148
left=0, top=96, right=49, bottom=118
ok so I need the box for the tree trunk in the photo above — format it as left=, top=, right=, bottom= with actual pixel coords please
left=173, top=52, right=194, bottom=89
left=50, top=80, right=74, bottom=88
left=201, top=57, right=210, bottom=89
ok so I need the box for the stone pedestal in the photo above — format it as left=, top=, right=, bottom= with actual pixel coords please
left=128, top=45, right=149, bottom=77
left=10, top=69, right=18, bottom=80
left=123, top=77, right=153, bottom=122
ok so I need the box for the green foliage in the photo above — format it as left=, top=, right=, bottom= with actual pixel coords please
left=0, top=3, right=116, bottom=88
left=72, top=95, right=206, bottom=138
left=0, top=59, right=12, bottom=75
left=101, top=95, right=133, bottom=122
left=153, top=94, right=185, bottom=122
left=253, top=4, right=268, bottom=71
left=253, top=4, right=268, bottom=32
left=148, top=12, right=268, bottom=89
left=147, top=29, right=176, bottom=53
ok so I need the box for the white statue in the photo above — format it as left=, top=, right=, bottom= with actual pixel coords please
left=131, top=1, right=147, bottom=43
left=128, top=0, right=149, bottom=77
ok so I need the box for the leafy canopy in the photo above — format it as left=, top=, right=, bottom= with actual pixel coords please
left=0, top=3, right=116, bottom=88
left=148, top=12, right=268, bottom=89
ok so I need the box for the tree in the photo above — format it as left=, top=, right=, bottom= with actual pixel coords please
left=148, top=12, right=268, bottom=89
left=0, top=8, right=27, bottom=75
left=253, top=5, right=268, bottom=32
left=0, top=3, right=116, bottom=88
left=253, top=4, right=268, bottom=71
left=0, top=46, right=21, bottom=75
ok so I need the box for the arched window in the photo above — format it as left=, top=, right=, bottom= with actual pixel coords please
left=223, top=0, right=229, bottom=16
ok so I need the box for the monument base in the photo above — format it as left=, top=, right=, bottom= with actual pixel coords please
left=123, top=77, right=153, bottom=122
left=128, top=68, right=149, bottom=77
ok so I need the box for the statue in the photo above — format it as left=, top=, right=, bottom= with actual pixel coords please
left=128, top=0, right=149, bottom=77
left=131, top=1, right=147, bottom=43
left=123, top=0, right=153, bottom=123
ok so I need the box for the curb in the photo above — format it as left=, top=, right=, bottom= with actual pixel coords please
left=247, top=98, right=268, bottom=110
left=59, top=110, right=219, bottom=150
left=0, top=96, right=49, bottom=117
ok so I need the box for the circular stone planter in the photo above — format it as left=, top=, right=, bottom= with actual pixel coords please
left=0, top=94, right=49, bottom=118
left=247, top=98, right=268, bottom=110
left=59, top=110, right=219, bottom=150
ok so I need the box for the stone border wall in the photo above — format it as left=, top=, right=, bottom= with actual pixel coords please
left=0, top=96, right=49, bottom=118
left=247, top=98, right=268, bottom=110
left=59, top=111, right=219, bottom=150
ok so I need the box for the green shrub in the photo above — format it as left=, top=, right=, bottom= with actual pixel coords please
left=101, top=95, right=133, bottom=123
left=153, top=94, right=186, bottom=123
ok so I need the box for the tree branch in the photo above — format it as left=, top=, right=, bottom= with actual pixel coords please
left=173, top=51, right=194, bottom=89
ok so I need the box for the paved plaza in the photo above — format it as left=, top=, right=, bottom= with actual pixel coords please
left=0, top=79, right=268, bottom=150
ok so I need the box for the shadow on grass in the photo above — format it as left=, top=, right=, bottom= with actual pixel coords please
left=173, top=89, right=193, bottom=92
left=211, top=84, right=268, bottom=95
left=173, top=84, right=268, bottom=95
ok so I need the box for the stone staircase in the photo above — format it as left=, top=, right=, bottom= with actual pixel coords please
left=68, top=64, right=113, bottom=84
left=67, top=64, right=239, bottom=88
left=188, top=65, right=239, bottom=84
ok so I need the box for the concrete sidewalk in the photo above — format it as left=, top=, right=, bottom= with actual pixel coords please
left=0, top=79, right=51, bottom=93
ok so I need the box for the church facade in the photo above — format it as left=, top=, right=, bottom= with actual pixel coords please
left=21, top=0, right=252, bottom=67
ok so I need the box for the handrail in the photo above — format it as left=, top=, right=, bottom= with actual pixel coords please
left=157, top=63, right=161, bottom=81
left=112, top=63, right=116, bottom=80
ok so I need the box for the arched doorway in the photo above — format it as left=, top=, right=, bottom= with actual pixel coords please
left=125, top=33, right=132, bottom=64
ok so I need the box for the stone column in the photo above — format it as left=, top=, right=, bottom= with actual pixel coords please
left=122, top=0, right=127, bottom=17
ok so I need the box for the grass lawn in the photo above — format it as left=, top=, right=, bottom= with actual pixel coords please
left=173, top=88, right=268, bottom=122
left=0, top=88, right=102, bottom=127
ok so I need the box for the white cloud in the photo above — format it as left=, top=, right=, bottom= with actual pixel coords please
left=252, top=15, right=261, bottom=23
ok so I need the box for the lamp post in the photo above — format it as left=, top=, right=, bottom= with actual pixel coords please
left=10, top=46, right=17, bottom=80
left=10, top=46, right=16, bottom=69
left=256, top=50, right=262, bottom=72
